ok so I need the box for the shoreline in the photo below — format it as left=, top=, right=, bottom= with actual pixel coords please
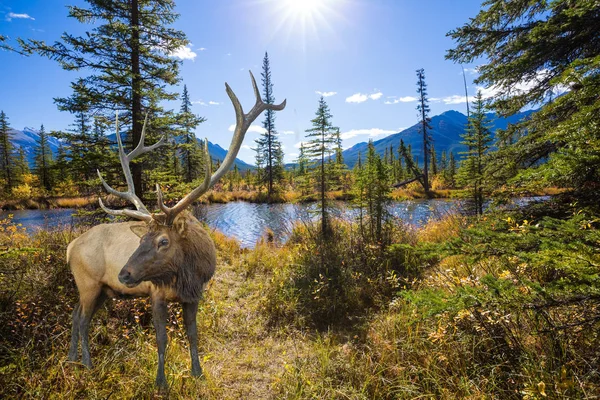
left=0, top=187, right=564, bottom=211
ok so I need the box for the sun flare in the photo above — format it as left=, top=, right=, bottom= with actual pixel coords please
left=283, top=0, right=323, bottom=16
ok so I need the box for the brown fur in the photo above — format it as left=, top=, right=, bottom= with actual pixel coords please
left=67, top=211, right=216, bottom=385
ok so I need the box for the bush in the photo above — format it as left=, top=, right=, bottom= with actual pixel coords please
left=261, top=218, right=424, bottom=330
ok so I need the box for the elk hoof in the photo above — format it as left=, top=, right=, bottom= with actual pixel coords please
left=191, top=365, right=203, bottom=377
left=155, top=375, right=168, bottom=388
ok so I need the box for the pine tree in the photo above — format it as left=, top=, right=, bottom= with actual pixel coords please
left=254, top=52, right=284, bottom=198
left=179, top=85, right=205, bottom=183
left=430, top=143, right=438, bottom=176
left=458, top=91, right=492, bottom=215
left=354, top=140, right=391, bottom=243
left=449, top=152, right=457, bottom=188
left=34, top=124, right=53, bottom=192
left=14, top=147, right=29, bottom=185
left=447, top=0, right=600, bottom=196
left=21, top=0, right=188, bottom=197
left=416, top=68, right=432, bottom=195
left=305, top=96, right=338, bottom=237
left=0, top=111, right=15, bottom=192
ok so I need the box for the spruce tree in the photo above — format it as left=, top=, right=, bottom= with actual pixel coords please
left=21, top=0, right=188, bottom=197
left=0, top=111, right=15, bottom=192
left=430, top=143, right=438, bottom=176
left=178, top=85, right=205, bottom=183
left=416, top=68, right=432, bottom=195
left=458, top=91, right=492, bottom=215
left=447, top=0, right=600, bottom=196
left=34, top=124, right=54, bottom=192
left=305, top=96, right=338, bottom=237
left=254, top=52, right=284, bottom=198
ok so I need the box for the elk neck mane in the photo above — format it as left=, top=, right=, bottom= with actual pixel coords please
left=150, top=211, right=216, bottom=303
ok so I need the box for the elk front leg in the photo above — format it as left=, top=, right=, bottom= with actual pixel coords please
left=182, top=300, right=202, bottom=376
left=68, top=303, right=81, bottom=361
left=152, top=296, right=168, bottom=388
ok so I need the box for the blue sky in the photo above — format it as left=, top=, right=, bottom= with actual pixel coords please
left=0, top=0, right=486, bottom=164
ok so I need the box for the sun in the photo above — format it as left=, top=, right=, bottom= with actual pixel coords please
left=262, top=0, right=344, bottom=50
left=283, top=0, right=323, bottom=17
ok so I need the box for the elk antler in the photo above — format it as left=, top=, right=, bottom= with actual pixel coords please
left=157, top=70, right=286, bottom=225
left=97, top=112, right=165, bottom=222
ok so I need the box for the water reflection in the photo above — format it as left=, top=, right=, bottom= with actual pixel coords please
left=0, top=197, right=545, bottom=248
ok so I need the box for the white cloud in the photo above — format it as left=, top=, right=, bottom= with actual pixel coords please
left=442, top=95, right=468, bottom=105
left=6, top=12, right=34, bottom=21
left=384, top=96, right=417, bottom=104
left=316, top=91, right=337, bottom=97
left=229, top=124, right=265, bottom=134
left=462, top=67, right=478, bottom=75
left=192, top=100, right=220, bottom=106
left=440, top=69, right=567, bottom=105
left=241, top=145, right=252, bottom=150
left=346, top=91, right=384, bottom=103
left=346, top=93, right=368, bottom=103
left=282, top=130, right=295, bottom=135
left=169, top=44, right=197, bottom=61
left=198, top=47, right=207, bottom=51
left=340, top=128, right=397, bottom=140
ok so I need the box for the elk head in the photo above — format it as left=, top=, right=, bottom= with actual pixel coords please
left=97, top=71, right=286, bottom=295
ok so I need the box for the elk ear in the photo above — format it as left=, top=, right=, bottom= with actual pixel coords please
left=174, top=216, right=187, bottom=238
left=130, top=224, right=149, bottom=238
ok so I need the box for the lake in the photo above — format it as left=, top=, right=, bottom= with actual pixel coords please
left=0, top=198, right=542, bottom=248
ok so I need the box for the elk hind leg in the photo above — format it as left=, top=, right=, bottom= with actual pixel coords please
left=79, top=287, right=106, bottom=368
left=68, top=303, right=81, bottom=361
left=182, top=300, right=202, bottom=376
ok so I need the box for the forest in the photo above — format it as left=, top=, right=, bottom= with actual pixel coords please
left=1, top=0, right=599, bottom=398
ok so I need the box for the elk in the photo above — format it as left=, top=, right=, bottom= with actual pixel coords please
left=66, top=71, right=286, bottom=387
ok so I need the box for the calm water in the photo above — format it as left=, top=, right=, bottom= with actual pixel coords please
left=3, top=197, right=546, bottom=248
left=0, top=200, right=462, bottom=247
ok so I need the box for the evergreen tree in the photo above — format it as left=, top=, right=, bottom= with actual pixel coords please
left=449, top=152, right=457, bottom=188
left=254, top=52, right=284, bottom=198
left=0, top=111, right=15, bottom=192
left=178, top=84, right=205, bottom=183
left=447, top=0, right=600, bottom=196
left=416, top=68, right=432, bottom=195
left=399, top=139, right=421, bottom=184
left=21, top=0, right=188, bottom=197
left=34, top=124, right=53, bottom=192
left=354, top=140, right=391, bottom=243
left=430, top=143, right=438, bottom=176
left=14, top=147, right=29, bottom=185
left=458, top=91, right=492, bottom=215
left=305, top=96, right=338, bottom=237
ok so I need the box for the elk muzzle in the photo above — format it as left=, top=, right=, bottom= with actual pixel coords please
left=118, top=266, right=139, bottom=287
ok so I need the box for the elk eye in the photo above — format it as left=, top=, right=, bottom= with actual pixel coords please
left=158, top=238, right=169, bottom=248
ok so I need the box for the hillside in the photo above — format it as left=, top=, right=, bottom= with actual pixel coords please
left=341, top=109, right=534, bottom=168
left=8, top=128, right=253, bottom=171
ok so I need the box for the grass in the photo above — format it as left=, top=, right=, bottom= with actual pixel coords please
left=0, top=196, right=97, bottom=210
left=2, top=197, right=598, bottom=398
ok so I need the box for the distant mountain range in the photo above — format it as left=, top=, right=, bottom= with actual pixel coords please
left=9, top=127, right=62, bottom=166
left=9, top=109, right=532, bottom=172
left=340, top=109, right=534, bottom=168
left=8, top=128, right=254, bottom=171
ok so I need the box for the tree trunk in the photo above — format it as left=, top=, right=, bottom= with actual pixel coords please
left=131, top=0, right=143, bottom=197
